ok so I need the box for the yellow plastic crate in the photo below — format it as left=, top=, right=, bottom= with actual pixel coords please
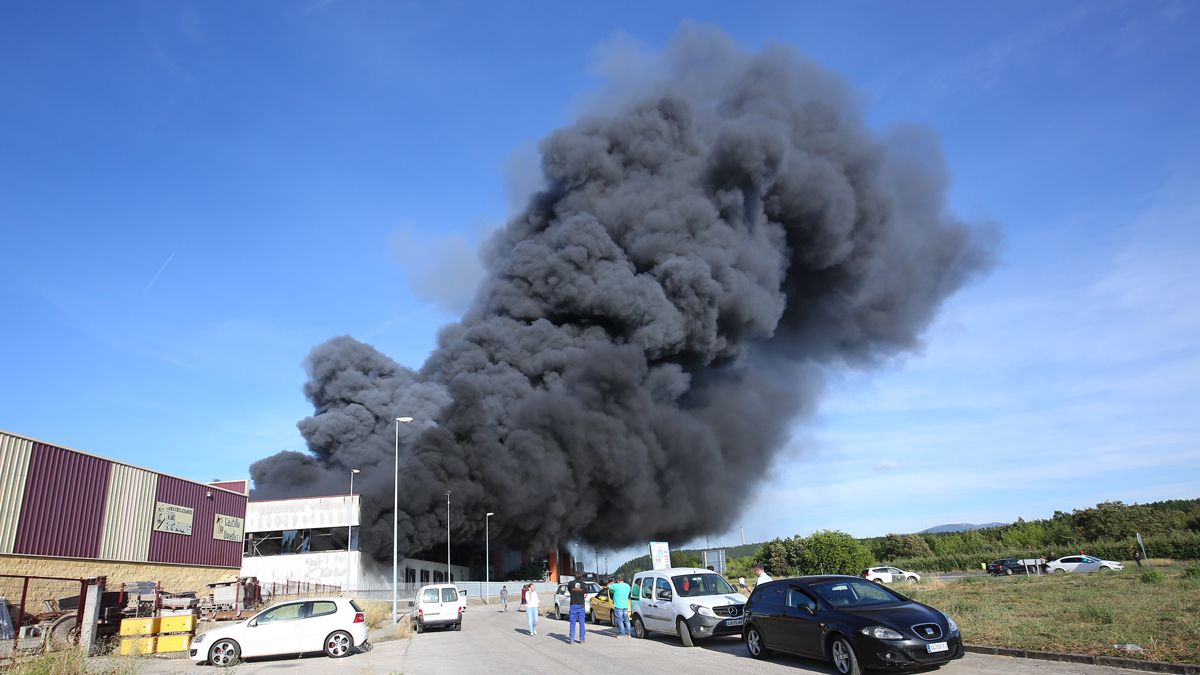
left=119, top=637, right=157, bottom=655
left=159, top=615, right=195, bottom=633
left=155, top=634, right=192, bottom=653
left=119, top=618, right=160, bottom=636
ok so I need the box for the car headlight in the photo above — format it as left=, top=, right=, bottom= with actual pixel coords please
left=192, top=633, right=206, bottom=644
left=944, top=613, right=959, bottom=634
left=860, top=626, right=904, bottom=640
left=689, top=604, right=716, bottom=618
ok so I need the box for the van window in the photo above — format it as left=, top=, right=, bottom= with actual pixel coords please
left=655, top=577, right=672, bottom=600
left=441, top=588, right=458, bottom=603
left=639, top=578, right=653, bottom=601
left=421, top=588, right=440, bottom=603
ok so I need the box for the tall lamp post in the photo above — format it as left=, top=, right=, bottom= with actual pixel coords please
left=485, top=512, right=494, bottom=604
left=445, top=491, right=452, bottom=581
left=347, top=469, right=360, bottom=593
left=393, top=416, right=413, bottom=624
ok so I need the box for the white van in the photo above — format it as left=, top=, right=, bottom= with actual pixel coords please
left=631, top=568, right=746, bottom=647
left=409, top=584, right=463, bottom=633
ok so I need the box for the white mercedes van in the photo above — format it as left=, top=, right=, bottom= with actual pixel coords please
left=631, top=568, right=746, bottom=646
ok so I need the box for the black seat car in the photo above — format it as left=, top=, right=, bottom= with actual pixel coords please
left=742, top=576, right=963, bottom=675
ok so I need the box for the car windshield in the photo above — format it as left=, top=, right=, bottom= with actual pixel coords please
left=671, top=573, right=735, bottom=597
left=811, top=579, right=902, bottom=608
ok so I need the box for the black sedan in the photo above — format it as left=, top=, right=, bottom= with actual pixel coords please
left=743, top=575, right=963, bottom=674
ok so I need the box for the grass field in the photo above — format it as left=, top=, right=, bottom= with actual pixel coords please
left=903, top=566, right=1200, bottom=664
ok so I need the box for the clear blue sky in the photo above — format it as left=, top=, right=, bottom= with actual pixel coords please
left=3, top=1, right=1198, bottom=559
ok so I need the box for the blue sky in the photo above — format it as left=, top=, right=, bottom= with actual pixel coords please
left=2, top=1, right=1198, bottom=561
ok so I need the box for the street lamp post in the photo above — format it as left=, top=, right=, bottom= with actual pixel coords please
left=347, top=469, right=360, bottom=593
left=393, top=416, right=413, bottom=624
left=485, top=512, right=494, bottom=604
left=445, top=491, right=452, bottom=581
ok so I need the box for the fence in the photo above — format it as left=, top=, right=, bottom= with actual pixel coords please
left=347, top=580, right=561, bottom=603
left=260, top=580, right=342, bottom=600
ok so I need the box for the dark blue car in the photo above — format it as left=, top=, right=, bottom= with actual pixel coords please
left=743, top=575, right=964, bottom=674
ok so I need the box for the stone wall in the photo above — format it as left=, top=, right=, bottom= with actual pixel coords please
left=0, top=554, right=237, bottom=606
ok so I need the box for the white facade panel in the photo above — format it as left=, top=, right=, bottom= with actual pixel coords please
left=246, top=495, right=360, bottom=532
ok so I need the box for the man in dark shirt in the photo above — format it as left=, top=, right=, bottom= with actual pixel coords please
left=568, top=579, right=587, bottom=644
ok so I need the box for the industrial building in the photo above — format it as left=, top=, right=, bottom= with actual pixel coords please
left=0, top=430, right=247, bottom=595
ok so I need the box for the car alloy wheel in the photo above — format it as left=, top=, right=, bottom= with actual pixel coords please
left=325, top=630, right=353, bottom=658
left=831, top=636, right=862, bottom=675
left=632, top=615, right=646, bottom=639
left=746, top=625, right=769, bottom=659
left=209, top=639, right=241, bottom=667
left=555, top=604, right=562, bottom=620
left=1055, top=569, right=1066, bottom=574
left=590, top=608, right=596, bottom=624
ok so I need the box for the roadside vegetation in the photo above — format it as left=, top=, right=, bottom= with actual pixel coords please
left=904, top=566, right=1200, bottom=664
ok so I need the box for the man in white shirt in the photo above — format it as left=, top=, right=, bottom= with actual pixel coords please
left=753, top=564, right=772, bottom=586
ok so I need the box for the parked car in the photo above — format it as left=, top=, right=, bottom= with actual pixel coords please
left=631, top=567, right=746, bottom=647
left=743, top=576, right=963, bottom=675
left=1045, top=555, right=1124, bottom=574
left=861, top=566, right=921, bottom=584
left=410, top=584, right=464, bottom=633
left=590, top=586, right=618, bottom=625
left=987, top=558, right=1033, bottom=576
left=552, top=581, right=602, bottom=619
left=189, top=597, right=367, bottom=667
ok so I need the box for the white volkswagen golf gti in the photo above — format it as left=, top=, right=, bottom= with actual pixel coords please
left=190, top=597, right=368, bottom=666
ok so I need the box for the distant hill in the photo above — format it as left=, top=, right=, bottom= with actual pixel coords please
left=920, top=522, right=1008, bottom=534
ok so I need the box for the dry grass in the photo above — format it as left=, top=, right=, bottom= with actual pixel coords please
left=904, top=567, right=1200, bottom=664
left=5, top=649, right=140, bottom=675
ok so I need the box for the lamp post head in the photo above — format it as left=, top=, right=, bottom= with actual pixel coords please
left=396, top=416, right=414, bottom=423
left=486, top=512, right=494, bottom=517
left=351, top=469, right=361, bottom=474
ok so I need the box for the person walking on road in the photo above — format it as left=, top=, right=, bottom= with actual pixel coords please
left=500, top=585, right=509, bottom=611
left=607, top=575, right=632, bottom=637
left=524, top=584, right=540, bottom=635
left=567, top=578, right=587, bottom=644
left=754, top=564, right=772, bottom=586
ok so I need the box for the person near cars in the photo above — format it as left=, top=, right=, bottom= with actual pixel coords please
left=607, top=575, right=632, bottom=637
left=524, top=584, right=540, bottom=635
left=567, top=578, right=587, bottom=644
left=753, top=564, right=772, bottom=586
left=1134, top=548, right=1143, bottom=567
left=500, top=585, right=509, bottom=611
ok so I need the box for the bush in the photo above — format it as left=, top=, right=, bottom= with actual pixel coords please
left=1139, top=570, right=1165, bottom=585
left=1182, top=565, right=1200, bottom=580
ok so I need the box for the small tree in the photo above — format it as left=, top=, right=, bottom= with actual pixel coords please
left=798, top=530, right=875, bottom=575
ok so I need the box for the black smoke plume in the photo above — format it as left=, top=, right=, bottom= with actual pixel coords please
left=250, top=27, right=992, bottom=563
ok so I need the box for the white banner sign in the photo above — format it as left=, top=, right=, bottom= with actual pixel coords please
left=649, top=541, right=671, bottom=570
left=154, top=502, right=194, bottom=536
left=213, top=514, right=244, bottom=542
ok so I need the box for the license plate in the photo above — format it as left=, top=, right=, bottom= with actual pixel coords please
left=726, top=618, right=744, bottom=626
left=926, top=642, right=948, bottom=653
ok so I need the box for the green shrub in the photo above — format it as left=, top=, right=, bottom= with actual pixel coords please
left=1181, top=565, right=1200, bottom=579
left=1079, top=604, right=1115, bottom=624
left=1139, top=570, right=1165, bottom=584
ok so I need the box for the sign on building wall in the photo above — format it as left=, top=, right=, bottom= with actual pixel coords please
left=649, top=541, right=671, bottom=570
left=213, top=514, right=244, bottom=542
left=154, top=502, right=194, bottom=535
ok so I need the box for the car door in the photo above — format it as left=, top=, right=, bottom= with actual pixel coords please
left=1057, top=556, right=1083, bottom=573
left=305, top=600, right=341, bottom=650
left=1077, top=556, right=1102, bottom=573
left=440, top=587, right=460, bottom=621
left=554, top=584, right=568, bottom=614
left=419, top=586, right=444, bottom=622
left=641, top=576, right=674, bottom=633
left=778, top=587, right=823, bottom=656
left=888, top=567, right=908, bottom=582
left=748, top=583, right=786, bottom=647
left=244, top=601, right=307, bottom=657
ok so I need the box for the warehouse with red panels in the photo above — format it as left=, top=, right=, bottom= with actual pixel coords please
left=0, top=430, right=246, bottom=593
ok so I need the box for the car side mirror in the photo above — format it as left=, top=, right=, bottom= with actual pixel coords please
left=248, top=620, right=257, bottom=627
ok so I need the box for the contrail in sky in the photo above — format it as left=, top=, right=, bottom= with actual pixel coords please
left=137, top=252, right=175, bottom=301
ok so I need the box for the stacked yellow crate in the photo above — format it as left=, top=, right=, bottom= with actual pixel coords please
left=155, top=613, right=196, bottom=653
left=118, top=618, right=159, bottom=655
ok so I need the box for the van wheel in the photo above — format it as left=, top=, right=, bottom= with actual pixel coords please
left=678, top=618, right=695, bottom=648
left=745, top=624, right=770, bottom=659
left=453, top=622, right=461, bottom=631
left=632, top=615, right=646, bottom=639
left=415, top=620, right=424, bottom=634
left=831, top=635, right=862, bottom=675
left=325, top=630, right=353, bottom=658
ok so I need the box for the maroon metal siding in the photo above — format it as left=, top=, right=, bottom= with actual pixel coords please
left=148, top=475, right=245, bottom=567
left=208, top=480, right=248, bottom=495
left=13, top=443, right=111, bottom=558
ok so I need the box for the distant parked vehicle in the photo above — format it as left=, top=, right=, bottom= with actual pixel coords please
left=190, top=597, right=367, bottom=667
left=1045, top=555, right=1123, bottom=574
left=410, top=584, right=464, bottom=633
left=861, top=566, right=920, bottom=584
left=986, top=558, right=1044, bottom=575
left=552, top=581, right=602, bottom=620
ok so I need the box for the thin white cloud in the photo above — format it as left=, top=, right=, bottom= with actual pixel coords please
left=137, top=251, right=175, bottom=301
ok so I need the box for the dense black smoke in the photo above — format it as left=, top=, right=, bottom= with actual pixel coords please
left=250, top=27, right=991, bottom=563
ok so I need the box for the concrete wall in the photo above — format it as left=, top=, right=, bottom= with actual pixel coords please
left=0, top=553, right=239, bottom=601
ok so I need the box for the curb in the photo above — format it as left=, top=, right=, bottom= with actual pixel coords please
left=965, top=644, right=1200, bottom=674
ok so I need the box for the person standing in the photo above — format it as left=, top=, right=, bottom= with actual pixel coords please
left=500, top=585, right=509, bottom=612
left=1133, top=548, right=1143, bottom=567
left=525, top=584, right=540, bottom=636
left=567, top=578, right=587, bottom=644
left=607, top=575, right=632, bottom=637
left=754, top=564, right=772, bottom=586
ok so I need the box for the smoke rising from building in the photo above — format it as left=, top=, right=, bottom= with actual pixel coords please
left=250, top=27, right=992, bottom=563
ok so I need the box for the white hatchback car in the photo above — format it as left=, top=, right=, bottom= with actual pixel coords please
left=1045, top=555, right=1124, bottom=573
left=862, top=566, right=921, bottom=583
left=190, top=597, right=367, bottom=667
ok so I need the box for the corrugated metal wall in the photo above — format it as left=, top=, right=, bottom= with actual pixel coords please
left=13, top=442, right=111, bottom=558
left=0, top=432, right=34, bottom=553
left=98, top=464, right=158, bottom=561
left=148, top=475, right=246, bottom=568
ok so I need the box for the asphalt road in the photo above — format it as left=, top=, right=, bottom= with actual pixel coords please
left=112, top=606, right=1153, bottom=675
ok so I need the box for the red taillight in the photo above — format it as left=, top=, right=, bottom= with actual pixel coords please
left=354, top=612, right=365, bottom=623
left=458, top=606, right=464, bottom=615
left=417, top=608, right=423, bottom=618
